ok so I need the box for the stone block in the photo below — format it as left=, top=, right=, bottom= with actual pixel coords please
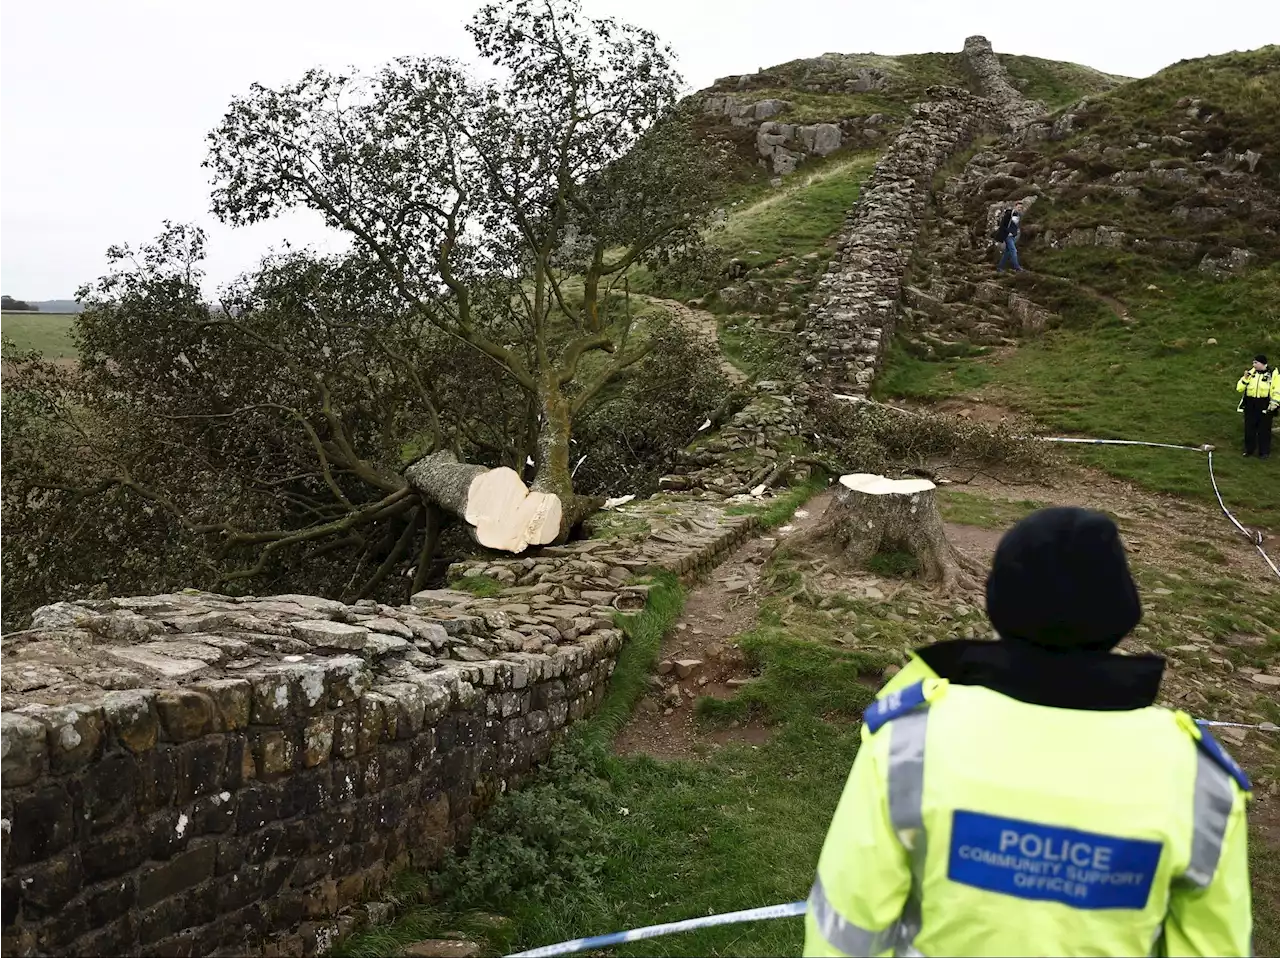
left=356, top=693, right=394, bottom=753
left=154, top=689, right=216, bottom=742
left=77, top=751, right=139, bottom=832
left=291, top=620, right=368, bottom=650
left=137, top=841, right=218, bottom=909
left=18, top=849, right=85, bottom=915
left=190, top=790, right=237, bottom=835
left=324, top=656, right=372, bottom=709
left=1, top=711, right=48, bottom=786
left=81, top=872, right=139, bottom=927
left=175, top=735, right=228, bottom=803
left=138, top=894, right=192, bottom=946
left=83, top=824, right=147, bottom=881
left=103, top=690, right=160, bottom=754
left=379, top=683, right=429, bottom=739
left=255, top=730, right=295, bottom=779
left=331, top=706, right=359, bottom=759
left=8, top=782, right=76, bottom=866
left=135, top=746, right=178, bottom=815
left=143, top=808, right=193, bottom=861
left=107, top=647, right=211, bottom=679
left=302, top=715, right=335, bottom=768
left=281, top=767, right=332, bottom=818
left=67, top=916, right=138, bottom=958
left=24, top=703, right=105, bottom=772
left=251, top=671, right=296, bottom=725
left=193, top=679, right=252, bottom=731
left=219, top=736, right=249, bottom=792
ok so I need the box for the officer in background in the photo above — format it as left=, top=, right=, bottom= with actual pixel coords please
left=1238, top=353, right=1278, bottom=459
left=804, top=507, right=1252, bottom=957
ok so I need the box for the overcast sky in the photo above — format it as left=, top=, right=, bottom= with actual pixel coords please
left=3, top=1, right=1277, bottom=299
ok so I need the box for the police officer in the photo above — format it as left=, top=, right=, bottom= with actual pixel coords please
left=804, top=507, right=1252, bottom=957
left=1238, top=353, right=1278, bottom=459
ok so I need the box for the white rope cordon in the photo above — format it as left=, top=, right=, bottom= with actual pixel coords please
left=1206, top=450, right=1280, bottom=579
left=1040, top=437, right=1210, bottom=453
left=1197, top=719, right=1280, bottom=731
left=1040, top=437, right=1279, bottom=581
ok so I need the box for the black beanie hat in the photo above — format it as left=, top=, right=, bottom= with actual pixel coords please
left=1256, top=354, right=1268, bottom=365
left=986, top=506, right=1142, bottom=652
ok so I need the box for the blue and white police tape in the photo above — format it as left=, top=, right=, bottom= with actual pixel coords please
left=508, top=719, right=1275, bottom=957
left=506, top=901, right=808, bottom=957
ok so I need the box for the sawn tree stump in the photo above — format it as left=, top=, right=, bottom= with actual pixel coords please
left=823, top=473, right=985, bottom=593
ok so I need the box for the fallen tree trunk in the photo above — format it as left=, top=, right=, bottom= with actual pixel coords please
left=404, top=450, right=562, bottom=553
left=820, top=473, right=985, bottom=593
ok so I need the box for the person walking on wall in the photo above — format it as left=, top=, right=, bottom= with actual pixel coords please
left=994, top=201, right=1024, bottom=273
left=803, top=506, right=1253, bottom=957
left=1238, top=353, right=1278, bottom=459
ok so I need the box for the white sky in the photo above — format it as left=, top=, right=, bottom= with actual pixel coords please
left=3, top=0, right=1278, bottom=299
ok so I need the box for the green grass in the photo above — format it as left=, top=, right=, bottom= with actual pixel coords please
left=1129, top=562, right=1280, bottom=658
left=873, top=339, right=994, bottom=400
left=1, top=312, right=78, bottom=359
left=1254, top=833, right=1280, bottom=958
left=937, top=490, right=1047, bottom=529
left=724, top=474, right=830, bottom=528
left=714, top=153, right=878, bottom=268
left=879, top=266, right=1280, bottom=529
left=998, top=54, right=1128, bottom=109
left=1068, top=45, right=1280, bottom=177
left=450, top=575, right=505, bottom=598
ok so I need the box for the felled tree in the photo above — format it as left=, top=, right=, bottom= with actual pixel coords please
left=816, top=474, right=985, bottom=593
left=204, top=0, right=726, bottom=540
left=1, top=218, right=727, bottom=626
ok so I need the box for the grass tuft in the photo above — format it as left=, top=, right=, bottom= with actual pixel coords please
left=450, top=575, right=505, bottom=598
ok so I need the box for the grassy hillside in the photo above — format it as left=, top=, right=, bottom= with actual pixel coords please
left=1, top=312, right=78, bottom=358
left=712, top=50, right=1126, bottom=121
left=882, top=45, right=1280, bottom=530
left=998, top=54, right=1129, bottom=108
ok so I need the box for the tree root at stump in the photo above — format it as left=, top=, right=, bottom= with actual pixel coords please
left=804, top=473, right=985, bottom=594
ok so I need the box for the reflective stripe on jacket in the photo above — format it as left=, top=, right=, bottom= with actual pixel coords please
left=804, top=676, right=1252, bottom=957
left=1237, top=367, right=1278, bottom=401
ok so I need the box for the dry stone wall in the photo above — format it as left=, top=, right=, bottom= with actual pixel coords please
left=0, top=501, right=757, bottom=957
left=961, top=35, right=1046, bottom=129
left=801, top=87, right=993, bottom=395
left=800, top=36, right=1045, bottom=396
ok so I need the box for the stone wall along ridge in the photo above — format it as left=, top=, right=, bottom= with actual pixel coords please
left=961, top=35, right=1047, bottom=130
left=801, top=87, right=994, bottom=396
left=801, top=37, right=1044, bottom=396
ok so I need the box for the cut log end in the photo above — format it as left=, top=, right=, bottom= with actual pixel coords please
left=464, top=466, right=563, bottom=552
left=819, top=472, right=985, bottom=594
left=404, top=452, right=567, bottom=554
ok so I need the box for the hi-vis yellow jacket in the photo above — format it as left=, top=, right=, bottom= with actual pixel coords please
left=804, top=656, right=1253, bottom=957
left=1238, top=366, right=1279, bottom=403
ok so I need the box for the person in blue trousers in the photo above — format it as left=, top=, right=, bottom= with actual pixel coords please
left=995, top=201, right=1025, bottom=273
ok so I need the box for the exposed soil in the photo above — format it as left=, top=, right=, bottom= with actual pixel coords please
left=941, top=521, right=1003, bottom=560
left=614, top=461, right=1274, bottom=768
left=613, top=489, right=834, bottom=759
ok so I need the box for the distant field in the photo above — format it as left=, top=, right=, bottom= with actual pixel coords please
left=1, top=312, right=78, bottom=359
